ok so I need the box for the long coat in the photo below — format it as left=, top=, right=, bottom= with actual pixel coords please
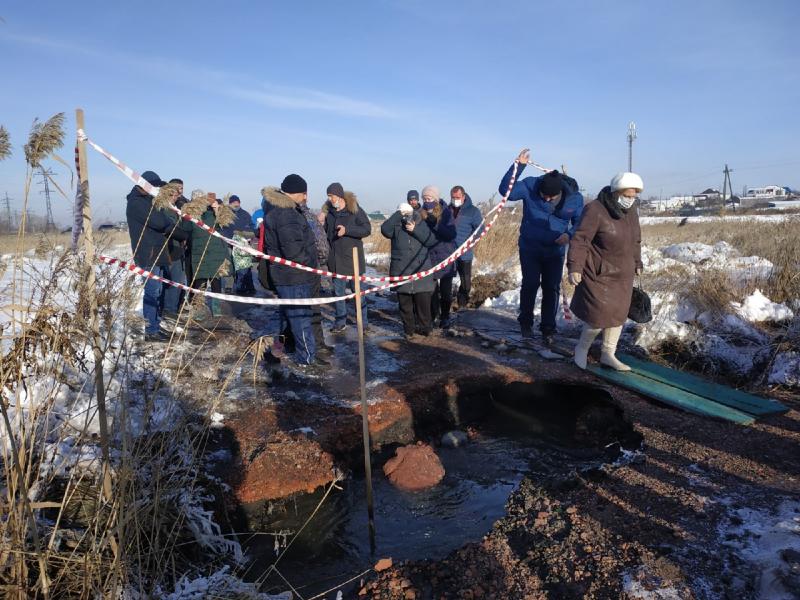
left=322, top=192, right=372, bottom=276
left=190, top=208, right=231, bottom=280
left=380, top=210, right=437, bottom=294
left=567, top=187, right=642, bottom=328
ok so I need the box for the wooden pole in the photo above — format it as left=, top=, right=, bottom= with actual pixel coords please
left=352, top=247, right=375, bottom=549
left=76, top=109, right=118, bottom=563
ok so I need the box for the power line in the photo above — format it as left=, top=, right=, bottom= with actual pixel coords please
left=36, top=167, right=56, bottom=233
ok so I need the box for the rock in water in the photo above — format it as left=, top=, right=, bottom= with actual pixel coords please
left=383, top=442, right=445, bottom=491
left=441, top=430, right=468, bottom=448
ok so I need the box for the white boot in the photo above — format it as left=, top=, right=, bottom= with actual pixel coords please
left=573, top=325, right=601, bottom=369
left=600, top=326, right=631, bottom=371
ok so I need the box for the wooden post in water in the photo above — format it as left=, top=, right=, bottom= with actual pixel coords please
left=352, top=247, right=375, bottom=548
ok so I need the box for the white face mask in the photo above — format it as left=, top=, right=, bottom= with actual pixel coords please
left=618, top=195, right=636, bottom=209
left=451, top=198, right=463, bottom=208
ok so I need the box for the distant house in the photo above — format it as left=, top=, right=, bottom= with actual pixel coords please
left=743, top=185, right=787, bottom=200
left=367, top=211, right=387, bottom=221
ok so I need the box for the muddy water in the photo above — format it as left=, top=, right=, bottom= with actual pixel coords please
left=248, top=398, right=636, bottom=597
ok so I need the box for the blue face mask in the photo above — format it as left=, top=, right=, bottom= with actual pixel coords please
left=423, top=200, right=437, bottom=210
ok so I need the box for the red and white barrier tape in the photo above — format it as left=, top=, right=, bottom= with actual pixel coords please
left=78, top=130, right=534, bottom=284
left=98, top=255, right=357, bottom=306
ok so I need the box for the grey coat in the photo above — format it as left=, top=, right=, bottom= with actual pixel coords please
left=380, top=210, right=437, bottom=294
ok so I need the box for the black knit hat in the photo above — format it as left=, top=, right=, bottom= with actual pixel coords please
left=281, top=174, right=307, bottom=194
left=407, top=189, right=419, bottom=202
left=141, top=170, right=167, bottom=188
left=538, top=170, right=563, bottom=197
left=326, top=182, right=345, bottom=198
left=228, top=195, right=240, bottom=203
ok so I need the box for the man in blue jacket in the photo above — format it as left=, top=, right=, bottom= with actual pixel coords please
left=449, top=185, right=483, bottom=311
left=498, top=148, right=584, bottom=344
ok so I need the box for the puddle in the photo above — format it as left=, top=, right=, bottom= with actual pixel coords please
left=244, top=381, right=641, bottom=597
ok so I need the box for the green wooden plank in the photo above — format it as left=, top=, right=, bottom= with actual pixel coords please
left=586, top=365, right=755, bottom=425
left=617, top=353, right=787, bottom=416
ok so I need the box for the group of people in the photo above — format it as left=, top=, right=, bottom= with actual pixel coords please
left=125, top=149, right=645, bottom=373
left=125, top=171, right=257, bottom=342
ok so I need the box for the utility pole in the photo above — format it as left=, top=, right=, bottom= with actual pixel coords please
left=36, top=167, right=56, bottom=233
left=722, top=164, right=734, bottom=212
left=627, top=121, right=637, bottom=172
left=2, top=192, right=12, bottom=232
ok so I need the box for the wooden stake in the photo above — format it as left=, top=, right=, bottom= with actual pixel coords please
left=76, top=109, right=119, bottom=564
left=352, top=246, right=375, bottom=548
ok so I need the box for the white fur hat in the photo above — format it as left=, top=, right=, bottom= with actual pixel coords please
left=398, top=202, right=414, bottom=216
left=610, top=172, right=644, bottom=192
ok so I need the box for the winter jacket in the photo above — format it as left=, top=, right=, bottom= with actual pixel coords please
left=498, top=163, right=584, bottom=257
left=251, top=208, right=264, bottom=233
left=422, top=199, right=457, bottom=280
left=380, top=210, right=437, bottom=294
left=169, top=195, right=190, bottom=262
left=126, top=186, right=185, bottom=269
left=300, top=202, right=330, bottom=267
left=451, top=193, right=483, bottom=262
left=322, top=192, right=372, bottom=276
left=261, top=187, right=319, bottom=287
left=222, top=206, right=253, bottom=239
left=190, top=208, right=231, bottom=280
left=567, top=187, right=642, bottom=328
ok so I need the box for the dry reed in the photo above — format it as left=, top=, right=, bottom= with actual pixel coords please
left=0, top=125, right=11, bottom=161
left=23, top=113, right=65, bottom=168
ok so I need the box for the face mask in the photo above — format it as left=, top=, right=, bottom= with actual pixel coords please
left=618, top=195, right=636, bottom=209
left=451, top=198, right=463, bottom=208
left=231, top=205, right=240, bottom=212
left=423, top=200, right=437, bottom=210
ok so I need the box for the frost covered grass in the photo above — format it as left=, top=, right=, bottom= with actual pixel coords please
left=0, top=115, right=272, bottom=598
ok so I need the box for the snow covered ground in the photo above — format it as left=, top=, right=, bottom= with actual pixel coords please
left=480, top=240, right=800, bottom=388
left=640, top=214, right=800, bottom=225
left=0, top=242, right=271, bottom=598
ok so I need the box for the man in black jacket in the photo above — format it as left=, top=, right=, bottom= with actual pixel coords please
left=322, top=182, right=372, bottom=332
left=262, top=174, right=325, bottom=367
left=126, top=170, right=186, bottom=341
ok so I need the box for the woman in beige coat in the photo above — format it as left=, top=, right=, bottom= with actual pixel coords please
left=566, top=172, right=644, bottom=371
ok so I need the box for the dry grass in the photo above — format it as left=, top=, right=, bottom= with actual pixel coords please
left=0, top=231, right=129, bottom=255
left=642, top=219, right=800, bottom=304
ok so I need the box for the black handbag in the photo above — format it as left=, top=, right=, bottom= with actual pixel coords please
left=628, top=282, right=652, bottom=323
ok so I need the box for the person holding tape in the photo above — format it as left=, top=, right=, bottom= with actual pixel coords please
left=567, top=172, right=644, bottom=371
left=498, top=149, right=584, bottom=346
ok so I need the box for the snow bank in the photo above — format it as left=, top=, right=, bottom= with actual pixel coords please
left=659, top=242, right=774, bottom=282
left=768, top=352, right=800, bottom=387
left=733, top=289, right=794, bottom=322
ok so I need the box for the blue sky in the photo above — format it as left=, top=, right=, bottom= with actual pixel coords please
left=1, top=0, right=798, bottom=224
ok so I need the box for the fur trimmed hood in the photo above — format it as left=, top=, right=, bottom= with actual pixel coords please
left=261, top=186, right=298, bottom=209
left=321, top=190, right=359, bottom=215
